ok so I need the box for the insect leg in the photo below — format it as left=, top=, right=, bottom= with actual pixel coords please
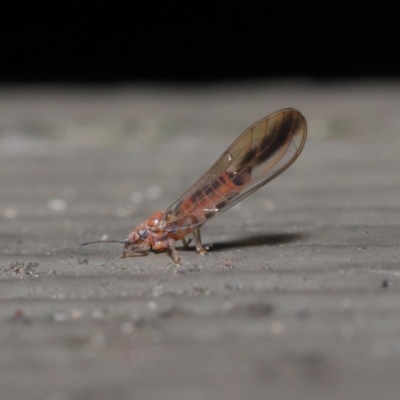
left=193, top=227, right=207, bottom=255
left=121, top=249, right=149, bottom=258
left=181, top=237, right=192, bottom=249
left=121, top=243, right=150, bottom=258
left=167, top=238, right=181, bottom=265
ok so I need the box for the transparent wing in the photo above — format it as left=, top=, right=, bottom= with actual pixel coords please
left=160, top=108, right=307, bottom=230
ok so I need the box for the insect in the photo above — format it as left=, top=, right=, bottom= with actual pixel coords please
left=82, top=108, right=307, bottom=264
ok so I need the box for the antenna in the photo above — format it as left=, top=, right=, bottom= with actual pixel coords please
left=81, top=240, right=122, bottom=246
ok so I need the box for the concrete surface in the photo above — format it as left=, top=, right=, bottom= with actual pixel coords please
left=0, top=81, right=399, bottom=400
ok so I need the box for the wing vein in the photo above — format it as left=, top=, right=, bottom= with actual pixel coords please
left=159, top=108, right=307, bottom=231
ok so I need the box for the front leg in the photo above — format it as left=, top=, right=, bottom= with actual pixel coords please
left=121, top=249, right=149, bottom=258
left=167, top=238, right=181, bottom=265
left=121, top=242, right=151, bottom=258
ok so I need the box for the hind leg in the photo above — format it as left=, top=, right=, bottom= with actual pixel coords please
left=193, top=228, right=208, bottom=256
left=181, top=237, right=192, bottom=249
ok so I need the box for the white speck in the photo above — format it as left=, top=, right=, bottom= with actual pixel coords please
left=120, top=321, right=135, bottom=334
left=227, top=152, right=232, bottom=161
left=91, top=310, right=103, bottom=319
left=70, top=309, right=84, bottom=319
left=130, top=191, right=144, bottom=204
left=145, top=186, right=162, bottom=200
left=203, top=208, right=218, bottom=213
left=47, top=199, right=67, bottom=212
left=148, top=301, right=158, bottom=311
left=3, top=208, right=17, bottom=219
left=100, top=234, right=109, bottom=241
left=222, top=301, right=233, bottom=311
left=53, top=313, right=67, bottom=322
left=263, top=200, right=276, bottom=211
left=153, top=285, right=163, bottom=298
left=116, top=207, right=129, bottom=218
left=270, top=321, right=286, bottom=335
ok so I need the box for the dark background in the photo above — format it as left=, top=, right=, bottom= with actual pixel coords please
left=1, top=2, right=396, bottom=83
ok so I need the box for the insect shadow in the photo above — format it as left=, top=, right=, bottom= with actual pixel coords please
left=184, top=232, right=306, bottom=252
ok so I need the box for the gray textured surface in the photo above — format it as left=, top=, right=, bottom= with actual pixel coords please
left=0, top=82, right=399, bottom=400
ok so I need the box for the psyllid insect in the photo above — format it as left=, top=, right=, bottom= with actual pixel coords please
left=82, top=108, right=307, bottom=264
